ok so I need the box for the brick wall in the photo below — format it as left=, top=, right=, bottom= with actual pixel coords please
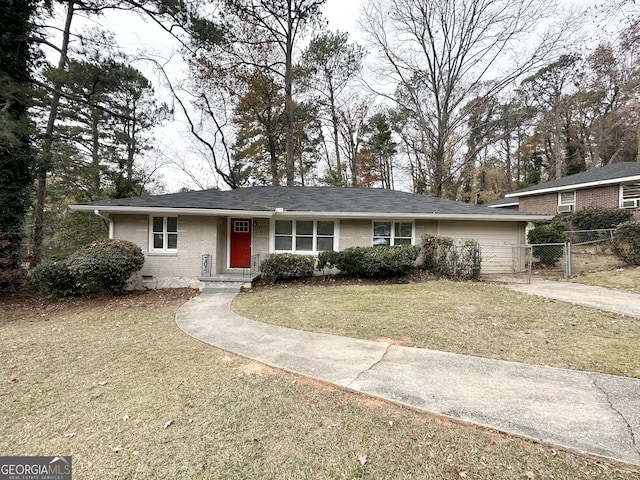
left=112, top=213, right=218, bottom=280
left=519, top=185, right=629, bottom=215
left=519, top=193, right=558, bottom=215
left=576, top=185, right=620, bottom=210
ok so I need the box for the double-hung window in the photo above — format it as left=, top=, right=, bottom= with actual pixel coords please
left=151, top=216, right=178, bottom=251
left=373, top=221, right=413, bottom=246
left=274, top=220, right=335, bottom=252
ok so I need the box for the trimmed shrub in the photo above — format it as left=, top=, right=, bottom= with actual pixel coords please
left=612, top=221, right=640, bottom=265
left=67, top=239, right=145, bottom=294
left=419, top=235, right=481, bottom=280
left=317, top=245, right=420, bottom=278
left=30, top=260, right=78, bottom=298
left=570, top=207, right=632, bottom=231
left=260, top=253, right=315, bottom=283
left=527, top=217, right=567, bottom=265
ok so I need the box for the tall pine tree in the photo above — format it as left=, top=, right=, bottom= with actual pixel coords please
left=0, top=0, right=39, bottom=293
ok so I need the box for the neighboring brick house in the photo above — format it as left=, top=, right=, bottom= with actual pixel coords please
left=489, top=162, right=640, bottom=219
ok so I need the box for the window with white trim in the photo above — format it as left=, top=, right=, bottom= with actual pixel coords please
left=151, top=216, right=177, bottom=251
left=557, top=191, right=575, bottom=213
left=373, top=221, right=413, bottom=246
left=274, top=220, right=335, bottom=252
left=621, top=183, right=640, bottom=208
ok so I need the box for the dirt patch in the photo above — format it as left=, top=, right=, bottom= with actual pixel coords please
left=0, top=288, right=198, bottom=325
left=237, top=361, right=279, bottom=376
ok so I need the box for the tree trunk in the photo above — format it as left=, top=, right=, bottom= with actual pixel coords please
left=284, top=0, right=295, bottom=186
left=33, top=0, right=74, bottom=264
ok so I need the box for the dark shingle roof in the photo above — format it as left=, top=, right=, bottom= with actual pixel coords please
left=507, top=162, right=640, bottom=197
left=76, top=186, right=540, bottom=218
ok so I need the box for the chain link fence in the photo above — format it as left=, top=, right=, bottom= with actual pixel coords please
left=478, top=228, right=622, bottom=284
left=478, top=243, right=569, bottom=284
left=564, top=229, right=621, bottom=276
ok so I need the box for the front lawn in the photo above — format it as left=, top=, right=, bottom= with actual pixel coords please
left=233, top=280, right=640, bottom=378
left=572, top=265, right=640, bottom=294
left=1, top=290, right=638, bottom=479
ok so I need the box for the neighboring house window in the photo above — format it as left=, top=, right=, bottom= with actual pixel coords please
left=151, top=216, right=177, bottom=251
left=373, top=221, right=413, bottom=246
left=621, top=183, right=640, bottom=208
left=274, top=220, right=335, bottom=252
left=557, top=191, right=575, bottom=213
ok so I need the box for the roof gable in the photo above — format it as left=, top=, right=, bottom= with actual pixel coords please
left=506, top=162, right=640, bottom=198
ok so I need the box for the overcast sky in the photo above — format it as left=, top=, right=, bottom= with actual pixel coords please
left=46, top=0, right=611, bottom=193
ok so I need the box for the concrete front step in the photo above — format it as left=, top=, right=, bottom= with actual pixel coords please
left=202, top=284, right=243, bottom=294
left=199, top=273, right=261, bottom=294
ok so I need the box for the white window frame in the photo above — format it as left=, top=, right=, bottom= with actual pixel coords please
left=372, top=220, right=414, bottom=246
left=271, top=219, right=337, bottom=253
left=621, top=183, right=640, bottom=208
left=557, top=191, right=576, bottom=213
left=150, top=216, right=178, bottom=252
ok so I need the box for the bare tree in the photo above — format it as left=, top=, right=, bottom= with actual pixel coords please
left=360, top=0, right=577, bottom=197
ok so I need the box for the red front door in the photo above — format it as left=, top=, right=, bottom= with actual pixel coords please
left=230, top=218, right=252, bottom=268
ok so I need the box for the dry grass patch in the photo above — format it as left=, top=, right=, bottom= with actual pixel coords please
left=1, top=290, right=639, bottom=478
left=572, top=265, right=640, bottom=294
left=234, top=281, right=640, bottom=378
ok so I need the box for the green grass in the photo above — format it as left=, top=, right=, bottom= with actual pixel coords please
left=1, top=290, right=638, bottom=478
left=233, top=281, right=640, bottom=378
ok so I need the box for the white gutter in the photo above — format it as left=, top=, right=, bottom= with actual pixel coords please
left=263, top=209, right=547, bottom=222
left=69, top=205, right=271, bottom=217
left=505, top=174, right=640, bottom=198
left=94, top=210, right=114, bottom=239
left=487, top=202, right=518, bottom=208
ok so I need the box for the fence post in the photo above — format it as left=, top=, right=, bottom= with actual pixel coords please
left=565, top=242, right=572, bottom=279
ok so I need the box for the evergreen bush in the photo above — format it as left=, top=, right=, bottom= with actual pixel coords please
left=260, top=254, right=315, bottom=283
left=570, top=207, right=632, bottom=231
left=612, top=221, right=640, bottom=265
left=67, top=239, right=145, bottom=294
left=30, top=260, right=78, bottom=298
left=527, top=217, right=567, bottom=265
left=0, top=231, right=26, bottom=294
left=317, top=245, right=420, bottom=278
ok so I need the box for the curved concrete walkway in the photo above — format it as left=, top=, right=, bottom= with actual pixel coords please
left=175, top=284, right=640, bottom=467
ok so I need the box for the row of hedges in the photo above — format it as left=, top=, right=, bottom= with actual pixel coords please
left=31, top=239, right=145, bottom=297
left=260, top=236, right=482, bottom=283
left=317, top=245, right=421, bottom=278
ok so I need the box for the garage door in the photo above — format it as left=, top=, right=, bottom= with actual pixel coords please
left=436, top=220, right=527, bottom=273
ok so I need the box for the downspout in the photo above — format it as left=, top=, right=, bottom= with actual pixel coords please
left=94, top=210, right=114, bottom=239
